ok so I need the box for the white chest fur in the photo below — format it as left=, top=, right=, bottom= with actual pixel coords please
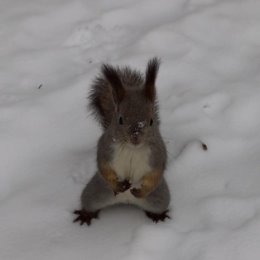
left=111, top=143, right=151, bottom=184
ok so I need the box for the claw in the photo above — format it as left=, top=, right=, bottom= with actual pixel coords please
left=73, top=209, right=99, bottom=226
left=145, top=210, right=170, bottom=223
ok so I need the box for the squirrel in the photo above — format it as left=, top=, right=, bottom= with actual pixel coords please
left=74, top=58, right=170, bottom=225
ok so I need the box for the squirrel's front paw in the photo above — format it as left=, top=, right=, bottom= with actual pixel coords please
left=113, top=180, right=131, bottom=195
left=130, top=187, right=145, bottom=198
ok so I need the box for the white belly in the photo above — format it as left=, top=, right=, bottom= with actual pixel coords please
left=111, top=143, right=151, bottom=184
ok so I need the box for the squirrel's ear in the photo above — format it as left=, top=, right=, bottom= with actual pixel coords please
left=144, top=57, right=160, bottom=102
left=102, top=64, right=125, bottom=105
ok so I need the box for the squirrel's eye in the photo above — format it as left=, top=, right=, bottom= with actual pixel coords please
left=119, top=117, right=123, bottom=125
left=150, top=119, right=153, bottom=126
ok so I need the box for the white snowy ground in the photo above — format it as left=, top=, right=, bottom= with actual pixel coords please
left=1, top=0, right=260, bottom=259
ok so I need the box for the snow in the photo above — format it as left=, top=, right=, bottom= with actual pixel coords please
left=1, top=0, right=260, bottom=259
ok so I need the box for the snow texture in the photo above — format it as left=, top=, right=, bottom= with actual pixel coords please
left=1, top=0, right=260, bottom=259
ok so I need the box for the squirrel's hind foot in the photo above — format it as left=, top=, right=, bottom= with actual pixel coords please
left=73, top=209, right=100, bottom=226
left=145, top=210, right=170, bottom=223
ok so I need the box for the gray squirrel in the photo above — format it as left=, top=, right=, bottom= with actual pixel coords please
left=74, top=58, right=170, bottom=225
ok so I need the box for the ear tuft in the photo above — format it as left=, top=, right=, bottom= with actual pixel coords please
left=144, top=57, right=160, bottom=102
left=101, top=64, right=125, bottom=104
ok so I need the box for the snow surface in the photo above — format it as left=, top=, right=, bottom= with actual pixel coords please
left=1, top=0, right=260, bottom=259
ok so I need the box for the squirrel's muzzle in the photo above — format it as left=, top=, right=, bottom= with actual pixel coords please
left=129, top=123, right=144, bottom=145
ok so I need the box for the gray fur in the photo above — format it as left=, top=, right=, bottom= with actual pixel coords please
left=81, top=173, right=170, bottom=213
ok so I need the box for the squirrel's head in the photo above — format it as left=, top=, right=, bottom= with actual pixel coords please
left=102, top=58, right=160, bottom=147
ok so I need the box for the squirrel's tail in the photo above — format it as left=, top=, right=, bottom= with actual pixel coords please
left=88, top=62, right=128, bottom=129
left=88, top=72, right=115, bottom=129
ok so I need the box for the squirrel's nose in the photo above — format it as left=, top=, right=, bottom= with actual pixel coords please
left=129, top=128, right=142, bottom=145
left=129, top=124, right=143, bottom=136
left=133, top=131, right=140, bottom=137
